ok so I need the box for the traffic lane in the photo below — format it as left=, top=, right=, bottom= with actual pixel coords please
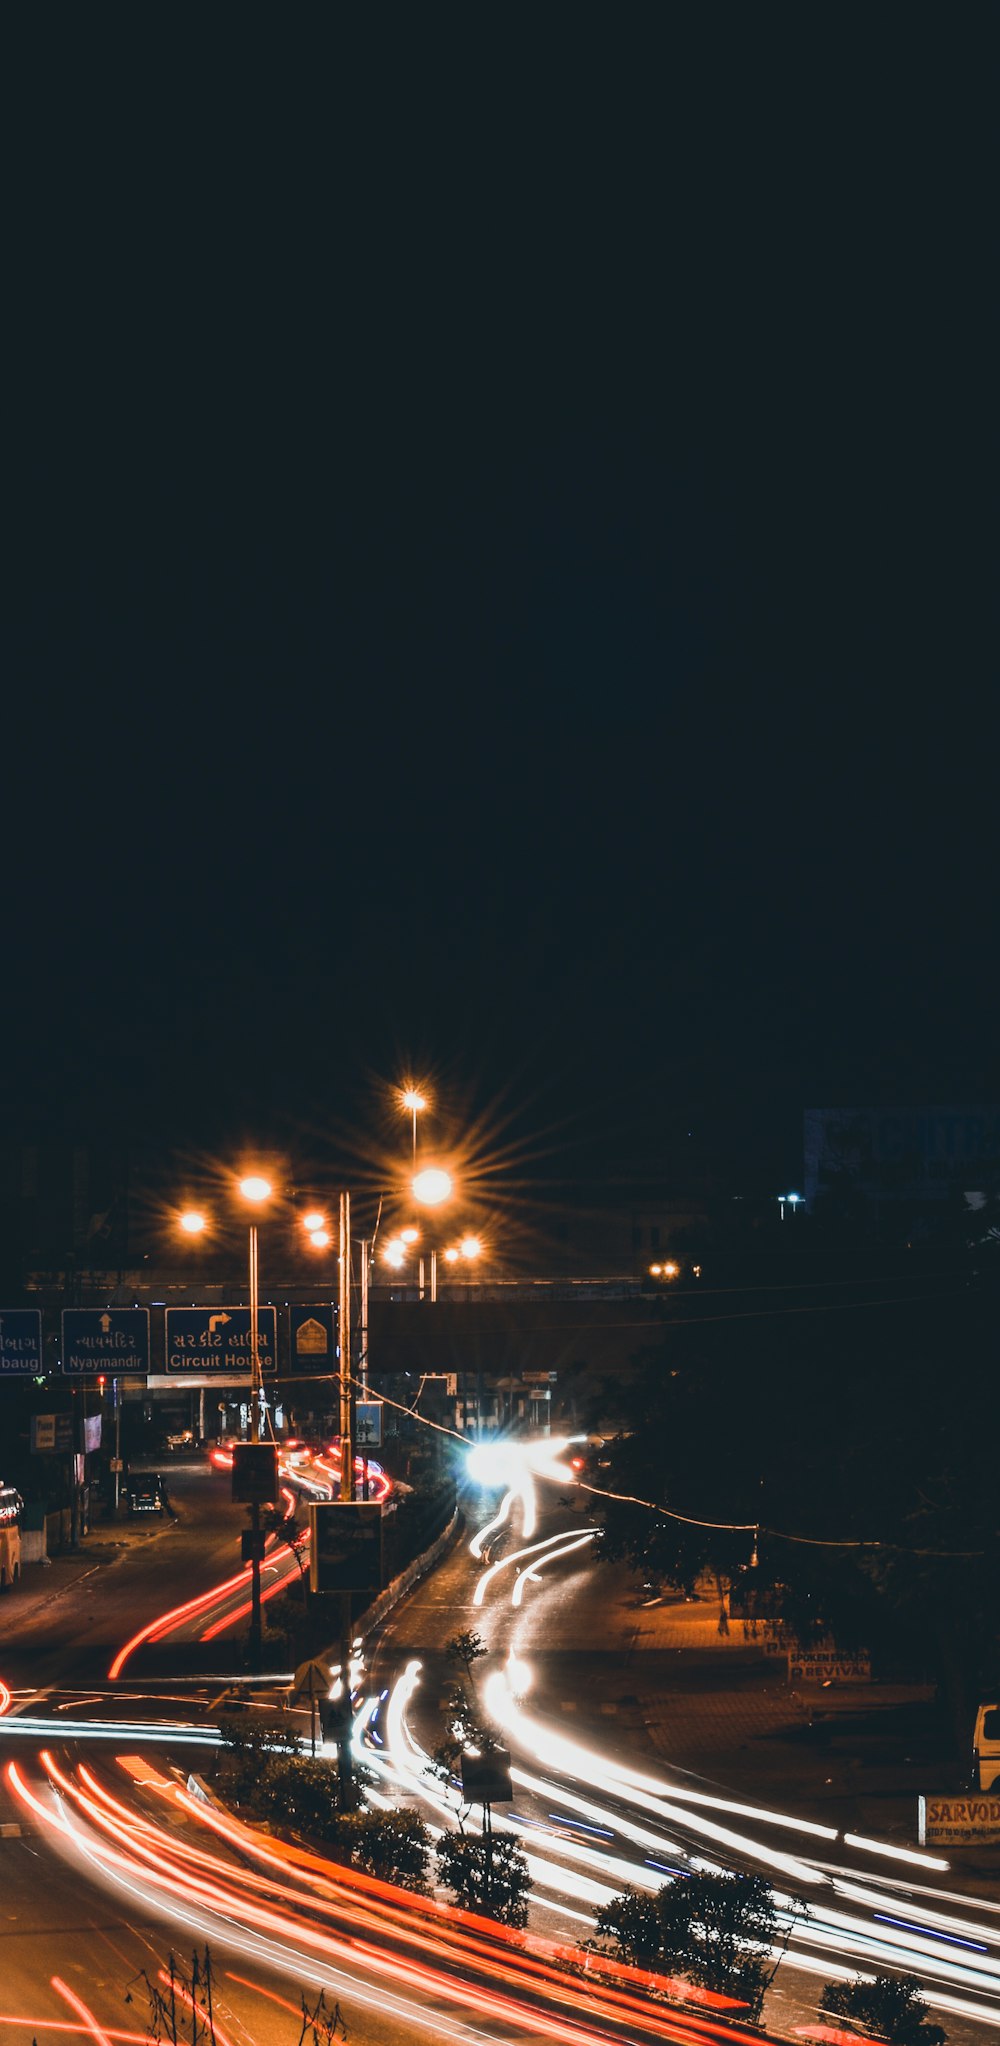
left=0, top=1463, right=253, bottom=1692
left=8, top=1747, right=687, bottom=2046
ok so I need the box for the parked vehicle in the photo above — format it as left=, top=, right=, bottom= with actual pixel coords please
left=0, top=1483, right=23, bottom=1588
left=128, top=1473, right=165, bottom=1516
left=972, top=1701, right=1000, bottom=1790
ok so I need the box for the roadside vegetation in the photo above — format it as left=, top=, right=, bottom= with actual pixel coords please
left=820, top=1972, right=946, bottom=2046
left=215, top=1712, right=431, bottom=1889
left=588, top=1869, right=798, bottom=2023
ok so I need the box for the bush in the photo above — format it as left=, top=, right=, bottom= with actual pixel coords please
left=216, top=1727, right=431, bottom=1892
left=333, top=1809, right=430, bottom=1889
left=822, top=1974, right=946, bottom=2046
left=591, top=1871, right=780, bottom=2019
left=216, top=1712, right=299, bottom=1800
left=435, top=1828, right=531, bottom=1927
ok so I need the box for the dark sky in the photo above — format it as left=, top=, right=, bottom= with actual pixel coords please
left=3, top=15, right=995, bottom=1196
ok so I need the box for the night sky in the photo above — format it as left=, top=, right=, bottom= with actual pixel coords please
left=3, top=16, right=995, bottom=1201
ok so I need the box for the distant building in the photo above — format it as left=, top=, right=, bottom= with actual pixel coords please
left=804, top=1107, right=1000, bottom=1236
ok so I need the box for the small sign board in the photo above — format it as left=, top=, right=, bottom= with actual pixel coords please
left=788, top=1650, right=871, bottom=1685
left=355, top=1400, right=383, bottom=1449
left=310, top=1501, right=383, bottom=1595
left=290, top=1657, right=334, bottom=1703
left=82, top=1413, right=102, bottom=1453
left=289, top=1304, right=335, bottom=1374
left=61, top=1308, right=150, bottom=1376
left=461, top=1747, right=513, bottom=1804
left=165, top=1306, right=277, bottom=1375
left=0, top=1310, right=44, bottom=1375
left=232, top=1442, right=279, bottom=1505
left=919, top=1794, right=1000, bottom=1845
left=241, top=1528, right=268, bottom=1562
left=31, top=1413, right=74, bottom=1454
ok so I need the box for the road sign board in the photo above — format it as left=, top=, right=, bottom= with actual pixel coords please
left=240, top=1528, right=267, bottom=1562
left=289, top=1303, right=336, bottom=1374
left=30, top=1412, right=74, bottom=1453
left=461, top=1746, right=513, bottom=1805
left=164, top=1306, right=277, bottom=1374
left=355, top=1400, right=383, bottom=1449
left=232, top=1442, right=278, bottom=1505
left=0, top=1309, right=44, bottom=1375
left=290, top=1657, right=334, bottom=1703
left=60, top=1308, right=150, bottom=1376
left=309, top=1501, right=383, bottom=1595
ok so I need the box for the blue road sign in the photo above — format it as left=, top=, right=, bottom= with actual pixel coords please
left=289, top=1302, right=336, bottom=1375
left=0, top=1309, right=44, bottom=1375
left=60, top=1308, right=150, bottom=1376
left=164, top=1305, right=277, bottom=1374
left=355, top=1400, right=383, bottom=1449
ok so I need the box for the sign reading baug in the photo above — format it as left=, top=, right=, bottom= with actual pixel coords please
left=165, top=1306, right=277, bottom=1375
left=0, top=1310, right=44, bottom=1374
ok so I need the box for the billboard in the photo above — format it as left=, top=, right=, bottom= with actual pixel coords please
left=309, top=1501, right=383, bottom=1595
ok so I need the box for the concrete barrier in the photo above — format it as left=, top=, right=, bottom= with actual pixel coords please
left=355, top=1504, right=464, bottom=1647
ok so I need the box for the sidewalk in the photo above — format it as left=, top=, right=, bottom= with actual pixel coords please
left=568, top=1563, right=999, bottom=1888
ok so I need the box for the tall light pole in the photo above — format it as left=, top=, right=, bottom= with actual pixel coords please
left=238, top=1174, right=272, bottom=1669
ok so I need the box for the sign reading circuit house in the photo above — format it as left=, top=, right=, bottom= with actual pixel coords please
left=164, top=1306, right=277, bottom=1374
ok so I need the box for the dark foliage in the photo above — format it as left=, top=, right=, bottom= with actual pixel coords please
left=822, top=1972, right=946, bottom=2046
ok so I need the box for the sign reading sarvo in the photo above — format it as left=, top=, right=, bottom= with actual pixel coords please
left=61, top=1309, right=150, bottom=1376
left=0, top=1309, right=44, bottom=1374
left=165, top=1306, right=277, bottom=1375
left=919, top=1794, right=1000, bottom=1846
left=309, top=1501, right=383, bottom=1595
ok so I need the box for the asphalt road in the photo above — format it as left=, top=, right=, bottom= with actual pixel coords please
left=2, top=1451, right=999, bottom=2044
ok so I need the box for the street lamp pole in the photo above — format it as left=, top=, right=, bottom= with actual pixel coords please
left=247, top=1215, right=263, bottom=1668
left=336, top=1189, right=357, bottom=1809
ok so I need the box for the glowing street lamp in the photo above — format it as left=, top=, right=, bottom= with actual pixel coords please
left=412, top=1166, right=452, bottom=1207
left=400, top=1087, right=427, bottom=1165
left=179, top=1210, right=207, bottom=1235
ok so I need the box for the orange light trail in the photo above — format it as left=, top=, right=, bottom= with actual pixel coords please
left=50, top=1979, right=115, bottom=2046
left=0, top=1680, right=11, bottom=1715
left=10, top=1754, right=766, bottom=2046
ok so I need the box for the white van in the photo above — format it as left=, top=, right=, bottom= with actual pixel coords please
left=972, top=1702, right=1000, bottom=1790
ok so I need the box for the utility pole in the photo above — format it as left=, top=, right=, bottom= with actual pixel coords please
left=337, top=1191, right=356, bottom=1809
left=248, top=1220, right=263, bottom=1669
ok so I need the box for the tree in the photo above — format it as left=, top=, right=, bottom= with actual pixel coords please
left=822, top=1973, right=946, bottom=2046
left=591, top=1886, right=662, bottom=1967
left=428, top=1631, right=532, bottom=1925
left=590, top=1872, right=782, bottom=2020
left=435, top=1824, right=531, bottom=1927
left=334, top=1807, right=430, bottom=1889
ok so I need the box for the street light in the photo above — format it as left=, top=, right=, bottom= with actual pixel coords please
left=237, top=1174, right=273, bottom=1670
left=412, top=1166, right=452, bottom=1207
left=400, top=1088, right=427, bottom=1165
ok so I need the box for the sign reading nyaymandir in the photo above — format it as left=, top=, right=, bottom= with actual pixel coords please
left=919, top=1794, right=1000, bottom=1846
